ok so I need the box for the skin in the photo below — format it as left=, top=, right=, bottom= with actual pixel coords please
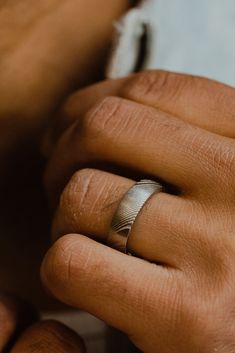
left=41, top=71, right=235, bottom=352
left=0, top=0, right=130, bottom=307
left=0, top=0, right=130, bottom=155
left=0, top=294, right=85, bottom=353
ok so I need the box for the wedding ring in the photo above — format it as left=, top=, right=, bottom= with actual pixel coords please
left=108, top=180, right=163, bottom=254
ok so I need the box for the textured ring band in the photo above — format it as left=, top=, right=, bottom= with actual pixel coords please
left=108, top=180, right=163, bottom=254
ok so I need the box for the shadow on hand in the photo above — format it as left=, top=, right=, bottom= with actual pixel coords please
left=0, top=134, right=59, bottom=311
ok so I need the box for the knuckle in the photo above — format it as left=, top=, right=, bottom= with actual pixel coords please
left=82, top=96, right=124, bottom=140
left=122, top=70, right=190, bottom=103
left=42, top=235, right=78, bottom=290
left=60, top=168, right=95, bottom=211
left=43, top=235, right=100, bottom=294
left=122, top=70, right=169, bottom=98
left=55, top=169, right=97, bottom=237
left=61, top=169, right=96, bottom=214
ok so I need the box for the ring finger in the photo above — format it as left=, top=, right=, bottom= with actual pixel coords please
left=52, top=168, right=210, bottom=268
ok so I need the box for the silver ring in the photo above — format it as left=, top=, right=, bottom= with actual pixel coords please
left=108, top=180, right=163, bottom=254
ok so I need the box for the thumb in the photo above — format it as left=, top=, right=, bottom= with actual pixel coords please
left=0, top=293, right=37, bottom=351
left=10, top=321, right=86, bottom=353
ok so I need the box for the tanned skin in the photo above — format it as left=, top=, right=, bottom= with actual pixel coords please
left=0, top=0, right=130, bottom=307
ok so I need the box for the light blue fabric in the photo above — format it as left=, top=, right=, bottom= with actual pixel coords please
left=148, top=0, right=235, bottom=86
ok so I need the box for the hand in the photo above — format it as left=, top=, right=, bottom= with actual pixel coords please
left=41, top=71, right=235, bottom=352
left=0, top=293, right=85, bottom=353
left=0, top=0, right=129, bottom=305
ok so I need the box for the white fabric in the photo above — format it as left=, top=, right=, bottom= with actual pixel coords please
left=108, top=0, right=235, bottom=87
left=106, top=0, right=158, bottom=79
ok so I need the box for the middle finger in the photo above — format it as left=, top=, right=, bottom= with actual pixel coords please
left=45, top=96, right=233, bottom=203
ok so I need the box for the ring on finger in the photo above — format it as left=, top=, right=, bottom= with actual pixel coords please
left=108, top=179, right=163, bottom=255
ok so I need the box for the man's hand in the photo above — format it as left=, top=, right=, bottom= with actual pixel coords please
left=41, top=71, right=235, bottom=352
